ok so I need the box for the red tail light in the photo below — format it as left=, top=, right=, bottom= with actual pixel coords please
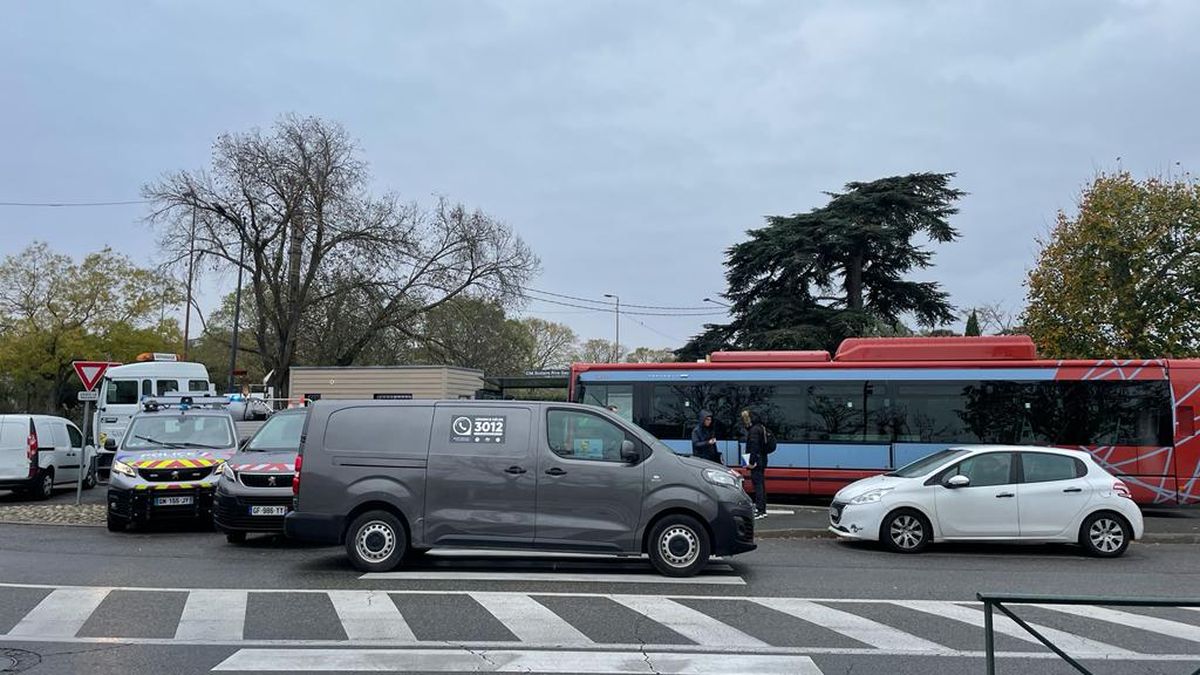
left=26, top=431, right=37, bottom=462
left=292, top=454, right=303, bottom=496
left=1113, top=481, right=1132, bottom=499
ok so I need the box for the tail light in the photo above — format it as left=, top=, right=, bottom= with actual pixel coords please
left=26, top=419, right=39, bottom=477
left=292, top=454, right=303, bottom=496
left=1113, top=481, right=1132, bottom=499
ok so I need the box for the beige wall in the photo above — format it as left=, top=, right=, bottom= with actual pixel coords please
left=289, top=367, right=485, bottom=401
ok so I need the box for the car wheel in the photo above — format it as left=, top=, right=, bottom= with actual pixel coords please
left=647, top=514, right=711, bottom=577
left=82, top=467, right=97, bottom=490
left=226, top=531, right=247, bottom=544
left=881, top=509, right=931, bottom=554
left=1079, top=512, right=1131, bottom=558
left=345, top=510, right=408, bottom=573
left=34, top=470, right=54, bottom=500
left=106, top=512, right=127, bottom=533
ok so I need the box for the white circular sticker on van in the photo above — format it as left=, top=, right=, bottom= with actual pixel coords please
left=452, top=416, right=473, bottom=436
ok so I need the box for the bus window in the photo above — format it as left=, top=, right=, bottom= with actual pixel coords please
left=579, top=383, right=633, bottom=421
left=105, top=380, right=140, bottom=405
left=803, top=381, right=886, bottom=443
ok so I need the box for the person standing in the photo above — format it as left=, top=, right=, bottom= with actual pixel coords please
left=691, top=410, right=720, bottom=463
left=742, top=409, right=769, bottom=519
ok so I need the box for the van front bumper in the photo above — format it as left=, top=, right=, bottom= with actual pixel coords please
left=710, top=502, right=757, bottom=556
left=284, top=511, right=343, bottom=545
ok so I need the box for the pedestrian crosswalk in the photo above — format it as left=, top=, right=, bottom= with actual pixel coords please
left=1, top=583, right=1198, bottom=665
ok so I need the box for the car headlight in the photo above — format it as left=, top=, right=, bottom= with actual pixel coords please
left=850, top=488, right=894, bottom=504
left=703, top=468, right=741, bottom=489
left=111, top=460, right=136, bottom=478
left=221, top=463, right=236, bottom=480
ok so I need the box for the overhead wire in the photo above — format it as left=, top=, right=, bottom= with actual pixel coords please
left=0, top=199, right=151, bottom=207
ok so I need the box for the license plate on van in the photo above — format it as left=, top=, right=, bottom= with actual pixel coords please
left=155, top=496, right=193, bottom=507
left=250, top=505, right=288, bottom=516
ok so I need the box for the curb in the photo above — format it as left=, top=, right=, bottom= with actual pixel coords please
left=0, top=518, right=103, bottom=528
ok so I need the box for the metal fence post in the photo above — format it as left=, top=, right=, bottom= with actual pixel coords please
left=983, top=597, right=995, bottom=675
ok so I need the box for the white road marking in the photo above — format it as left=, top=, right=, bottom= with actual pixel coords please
left=1037, top=604, right=1200, bottom=644
left=175, top=590, right=247, bottom=641
left=765, top=509, right=795, bottom=515
left=895, top=600, right=1136, bottom=656
left=611, top=596, right=768, bottom=647
left=6, top=587, right=110, bottom=638
left=211, top=648, right=825, bottom=673
left=755, top=598, right=947, bottom=652
left=472, top=593, right=592, bottom=645
left=327, top=590, right=416, bottom=642
left=359, top=572, right=744, bottom=585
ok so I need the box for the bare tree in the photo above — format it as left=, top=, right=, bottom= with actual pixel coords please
left=575, top=338, right=623, bottom=364
left=965, top=302, right=1022, bottom=335
left=625, top=346, right=676, bottom=363
left=146, top=116, right=537, bottom=391
left=522, top=318, right=577, bottom=370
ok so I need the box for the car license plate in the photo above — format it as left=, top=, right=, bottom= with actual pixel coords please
left=155, top=496, right=194, bottom=507
left=250, top=505, right=288, bottom=516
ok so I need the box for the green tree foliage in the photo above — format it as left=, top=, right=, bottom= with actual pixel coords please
left=625, top=347, right=676, bottom=363
left=1024, top=171, right=1200, bottom=358
left=411, top=297, right=536, bottom=375
left=679, top=173, right=963, bottom=357
left=0, top=243, right=181, bottom=413
left=965, top=310, right=982, bottom=336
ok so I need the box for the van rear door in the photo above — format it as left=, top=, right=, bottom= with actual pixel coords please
left=424, top=405, right=536, bottom=547
left=0, top=419, right=29, bottom=479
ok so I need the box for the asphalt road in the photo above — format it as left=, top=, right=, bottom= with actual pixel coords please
left=0, top=522, right=1198, bottom=674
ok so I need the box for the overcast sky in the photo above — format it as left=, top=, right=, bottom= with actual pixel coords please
left=3, top=0, right=1197, bottom=350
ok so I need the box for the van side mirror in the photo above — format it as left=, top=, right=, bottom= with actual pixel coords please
left=946, top=474, right=970, bottom=489
left=103, top=438, right=117, bottom=451
left=620, top=440, right=640, bottom=464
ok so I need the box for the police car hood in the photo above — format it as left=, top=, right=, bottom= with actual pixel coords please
left=115, top=448, right=236, bottom=469
left=227, top=449, right=297, bottom=472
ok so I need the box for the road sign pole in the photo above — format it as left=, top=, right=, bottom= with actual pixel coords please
left=76, top=400, right=91, bottom=506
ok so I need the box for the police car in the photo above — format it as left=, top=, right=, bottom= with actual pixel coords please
left=215, top=408, right=306, bottom=543
left=105, top=396, right=238, bottom=532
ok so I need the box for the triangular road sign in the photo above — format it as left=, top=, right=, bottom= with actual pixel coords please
left=73, top=361, right=111, bottom=392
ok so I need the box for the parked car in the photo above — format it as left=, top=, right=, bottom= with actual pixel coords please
left=215, top=408, right=306, bottom=543
left=105, top=396, right=238, bottom=532
left=0, top=414, right=97, bottom=499
left=285, top=400, right=757, bottom=577
left=829, top=445, right=1144, bottom=557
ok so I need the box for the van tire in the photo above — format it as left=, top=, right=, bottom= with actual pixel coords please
left=82, top=466, right=97, bottom=490
left=34, top=469, right=54, bottom=500
left=106, top=512, right=127, bottom=532
left=647, top=514, right=711, bottom=577
left=345, top=510, right=408, bottom=573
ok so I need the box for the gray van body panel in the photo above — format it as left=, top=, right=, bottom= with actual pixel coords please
left=286, top=400, right=756, bottom=558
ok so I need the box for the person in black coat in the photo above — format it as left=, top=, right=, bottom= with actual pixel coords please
left=741, top=409, right=768, bottom=518
left=690, top=410, right=720, bottom=463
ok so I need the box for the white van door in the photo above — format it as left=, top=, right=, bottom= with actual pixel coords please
left=48, top=420, right=79, bottom=484
left=0, top=419, right=30, bottom=480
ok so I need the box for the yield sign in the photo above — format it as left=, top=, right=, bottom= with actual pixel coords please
left=73, top=361, right=111, bottom=392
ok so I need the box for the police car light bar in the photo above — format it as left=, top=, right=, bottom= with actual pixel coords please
left=140, top=394, right=231, bottom=412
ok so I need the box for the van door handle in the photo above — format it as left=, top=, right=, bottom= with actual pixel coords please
left=995, top=492, right=1015, bottom=498
left=1063, top=487, right=1083, bottom=493
left=504, top=466, right=526, bottom=475
left=544, top=467, right=567, bottom=476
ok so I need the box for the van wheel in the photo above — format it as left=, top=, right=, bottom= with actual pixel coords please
left=881, top=509, right=931, bottom=553
left=226, top=532, right=247, bottom=544
left=1079, top=512, right=1131, bottom=558
left=82, top=467, right=97, bottom=490
left=647, top=514, right=711, bottom=577
left=345, top=510, right=408, bottom=573
left=34, top=470, right=54, bottom=500
left=106, top=512, right=127, bottom=533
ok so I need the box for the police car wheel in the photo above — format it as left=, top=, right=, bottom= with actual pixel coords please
left=225, top=532, right=247, bottom=544
left=647, top=514, right=711, bottom=577
left=346, top=510, right=408, bottom=573
left=106, top=512, right=126, bottom=533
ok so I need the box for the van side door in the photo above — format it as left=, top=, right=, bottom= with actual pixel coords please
left=424, top=405, right=536, bottom=548
left=536, top=408, right=646, bottom=552
left=43, top=419, right=75, bottom=483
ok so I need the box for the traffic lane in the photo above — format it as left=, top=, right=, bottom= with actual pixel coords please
left=1, top=523, right=1198, bottom=601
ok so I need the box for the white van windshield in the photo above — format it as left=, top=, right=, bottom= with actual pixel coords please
left=123, top=415, right=235, bottom=450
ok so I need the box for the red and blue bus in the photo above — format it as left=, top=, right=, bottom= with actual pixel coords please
left=569, top=336, right=1200, bottom=506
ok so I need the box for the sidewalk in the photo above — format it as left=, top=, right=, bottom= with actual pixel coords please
left=756, top=503, right=1200, bottom=544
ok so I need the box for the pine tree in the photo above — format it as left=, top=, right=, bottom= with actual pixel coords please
left=965, top=310, right=982, bottom=336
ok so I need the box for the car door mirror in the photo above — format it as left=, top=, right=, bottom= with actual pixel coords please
left=946, top=474, right=970, bottom=489
left=103, top=438, right=117, bottom=451
left=620, top=440, right=640, bottom=463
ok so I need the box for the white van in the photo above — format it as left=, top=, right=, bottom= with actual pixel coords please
left=94, top=355, right=214, bottom=478
left=0, top=415, right=97, bottom=499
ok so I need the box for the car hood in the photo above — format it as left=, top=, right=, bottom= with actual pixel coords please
left=835, top=474, right=909, bottom=502
left=114, top=448, right=236, bottom=469
left=676, top=454, right=730, bottom=473
left=227, top=449, right=297, bottom=472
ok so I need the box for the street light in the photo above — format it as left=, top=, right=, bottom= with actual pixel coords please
left=603, top=293, right=620, bottom=361
left=703, top=297, right=731, bottom=308
left=182, top=190, right=198, bottom=360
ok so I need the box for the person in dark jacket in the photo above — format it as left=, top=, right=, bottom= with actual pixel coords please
left=741, top=409, right=768, bottom=518
left=691, top=410, right=720, bottom=463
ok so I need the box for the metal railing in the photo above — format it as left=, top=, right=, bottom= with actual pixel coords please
left=978, top=592, right=1200, bottom=675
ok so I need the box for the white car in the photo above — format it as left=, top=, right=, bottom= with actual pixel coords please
left=829, top=445, right=1143, bottom=557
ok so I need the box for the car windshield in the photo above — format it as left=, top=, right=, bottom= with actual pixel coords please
left=122, top=414, right=234, bottom=451
left=886, top=448, right=971, bottom=478
left=245, top=413, right=305, bottom=452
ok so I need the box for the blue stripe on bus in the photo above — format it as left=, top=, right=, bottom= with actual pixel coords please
left=808, top=444, right=891, bottom=470
left=578, top=368, right=1058, bottom=382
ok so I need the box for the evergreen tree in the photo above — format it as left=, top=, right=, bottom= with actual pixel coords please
left=965, top=310, right=982, bottom=336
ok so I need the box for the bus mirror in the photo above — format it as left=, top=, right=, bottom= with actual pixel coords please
left=620, top=440, right=639, bottom=463
left=946, top=474, right=970, bottom=489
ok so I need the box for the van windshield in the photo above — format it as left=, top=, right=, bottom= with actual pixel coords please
left=246, top=414, right=305, bottom=452
left=123, top=415, right=235, bottom=451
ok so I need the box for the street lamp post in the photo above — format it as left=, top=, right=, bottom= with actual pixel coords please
left=227, top=236, right=245, bottom=394
left=603, top=293, right=620, bottom=362
left=182, top=191, right=197, bottom=360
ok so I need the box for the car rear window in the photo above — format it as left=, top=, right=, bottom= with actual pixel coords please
left=1022, top=452, right=1086, bottom=483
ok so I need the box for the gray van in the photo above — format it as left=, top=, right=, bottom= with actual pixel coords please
left=284, top=400, right=756, bottom=577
